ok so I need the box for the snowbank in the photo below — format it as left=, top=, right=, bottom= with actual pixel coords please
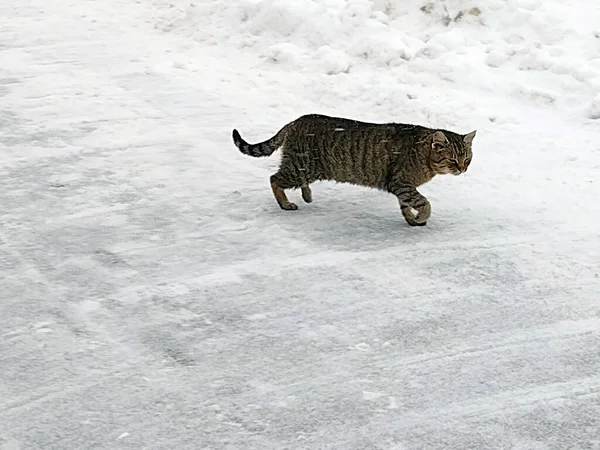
left=152, top=0, right=600, bottom=119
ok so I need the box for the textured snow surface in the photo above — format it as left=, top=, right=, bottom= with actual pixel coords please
left=1, top=0, right=600, bottom=449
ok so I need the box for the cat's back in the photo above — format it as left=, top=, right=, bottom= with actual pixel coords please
left=291, top=114, right=391, bottom=135
left=291, top=114, right=425, bottom=140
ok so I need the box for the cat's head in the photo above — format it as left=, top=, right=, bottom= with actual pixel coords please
left=429, top=130, right=476, bottom=175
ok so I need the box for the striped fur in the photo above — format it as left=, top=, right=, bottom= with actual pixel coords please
left=232, top=114, right=476, bottom=225
left=232, top=128, right=287, bottom=157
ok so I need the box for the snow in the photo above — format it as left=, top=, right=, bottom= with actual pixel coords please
left=1, top=0, right=599, bottom=449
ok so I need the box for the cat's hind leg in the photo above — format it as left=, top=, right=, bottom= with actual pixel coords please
left=270, top=172, right=298, bottom=210
left=301, top=184, right=312, bottom=203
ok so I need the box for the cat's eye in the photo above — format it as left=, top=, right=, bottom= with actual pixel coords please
left=464, top=158, right=471, bottom=165
left=449, top=159, right=459, bottom=165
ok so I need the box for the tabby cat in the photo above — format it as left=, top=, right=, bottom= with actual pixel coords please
left=232, top=114, right=476, bottom=226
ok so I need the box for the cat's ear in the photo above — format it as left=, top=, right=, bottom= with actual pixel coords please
left=463, top=130, right=477, bottom=145
left=432, top=131, right=449, bottom=150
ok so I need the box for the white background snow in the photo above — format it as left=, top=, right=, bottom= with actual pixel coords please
left=1, top=0, right=600, bottom=448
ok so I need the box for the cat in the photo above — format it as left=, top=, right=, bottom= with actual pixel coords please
left=232, top=114, right=476, bottom=226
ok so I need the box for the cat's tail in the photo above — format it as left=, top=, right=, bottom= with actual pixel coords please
left=232, top=126, right=287, bottom=158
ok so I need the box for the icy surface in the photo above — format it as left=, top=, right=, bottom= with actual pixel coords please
left=1, top=0, right=600, bottom=449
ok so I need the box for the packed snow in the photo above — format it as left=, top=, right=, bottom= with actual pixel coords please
left=1, top=0, right=600, bottom=449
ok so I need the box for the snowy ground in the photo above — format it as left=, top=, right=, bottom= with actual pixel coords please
left=1, top=0, right=600, bottom=449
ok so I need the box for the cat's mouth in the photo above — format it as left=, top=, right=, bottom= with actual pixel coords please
left=439, top=167, right=460, bottom=175
left=447, top=167, right=464, bottom=175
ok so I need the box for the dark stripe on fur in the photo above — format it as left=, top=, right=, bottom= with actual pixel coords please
left=232, top=128, right=283, bottom=158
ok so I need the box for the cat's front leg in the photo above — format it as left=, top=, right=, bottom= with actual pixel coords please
left=400, top=205, right=426, bottom=226
left=392, top=186, right=431, bottom=226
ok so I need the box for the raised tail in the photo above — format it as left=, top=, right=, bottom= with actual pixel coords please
left=232, top=126, right=287, bottom=158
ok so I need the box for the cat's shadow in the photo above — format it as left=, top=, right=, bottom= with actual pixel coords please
left=265, top=191, right=455, bottom=252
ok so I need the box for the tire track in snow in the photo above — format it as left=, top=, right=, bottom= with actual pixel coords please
left=368, top=376, right=600, bottom=433
left=189, top=318, right=600, bottom=403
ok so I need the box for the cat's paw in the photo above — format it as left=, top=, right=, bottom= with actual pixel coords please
left=280, top=202, right=298, bottom=211
left=401, top=205, right=428, bottom=226
left=403, top=215, right=427, bottom=226
left=301, top=186, right=312, bottom=203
